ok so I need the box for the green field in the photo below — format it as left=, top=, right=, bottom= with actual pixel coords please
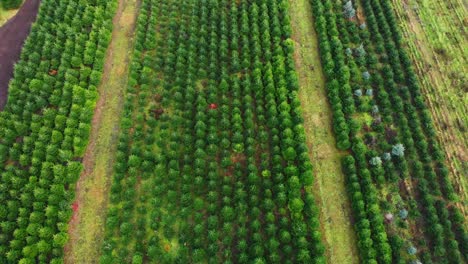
left=287, top=0, right=359, bottom=263
left=391, top=0, right=467, bottom=214
left=63, top=0, right=138, bottom=262
left=0, top=0, right=466, bottom=263
left=0, top=0, right=23, bottom=25
left=0, top=5, right=17, bottom=25
left=98, top=0, right=325, bottom=262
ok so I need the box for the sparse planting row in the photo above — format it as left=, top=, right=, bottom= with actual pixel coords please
left=0, top=0, right=117, bottom=263
left=99, top=0, right=325, bottom=263
left=310, top=0, right=466, bottom=263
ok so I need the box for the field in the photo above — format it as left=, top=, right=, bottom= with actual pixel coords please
left=0, top=0, right=40, bottom=109
left=308, top=0, right=467, bottom=262
left=287, top=0, right=359, bottom=263
left=390, top=0, right=468, bottom=213
left=64, top=0, right=138, bottom=262
left=0, top=0, right=117, bottom=262
left=97, top=0, right=327, bottom=262
left=0, top=0, right=465, bottom=263
left=0, top=7, right=17, bottom=25
left=0, top=1, right=23, bottom=24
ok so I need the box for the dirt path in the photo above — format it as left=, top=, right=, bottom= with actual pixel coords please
left=0, top=0, right=40, bottom=109
left=63, top=0, right=138, bottom=263
left=287, top=0, right=360, bottom=263
left=392, top=0, right=467, bottom=215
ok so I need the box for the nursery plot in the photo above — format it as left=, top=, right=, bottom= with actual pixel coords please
left=391, top=0, right=468, bottom=212
left=309, top=0, right=467, bottom=263
left=0, top=0, right=23, bottom=25
left=1, top=0, right=465, bottom=263
left=64, top=0, right=139, bottom=263
left=0, top=6, right=18, bottom=25
left=287, top=0, right=359, bottom=263
left=99, top=0, right=326, bottom=263
left=0, top=0, right=117, bottom=262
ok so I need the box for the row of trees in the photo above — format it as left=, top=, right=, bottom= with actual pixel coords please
left=100, top=0, right=326, bottom=263
left=311, top=0, right=399, bottom=262
left=312, top=0, right=354, bottom=150
left=372, top=0, right=459, bottom=199
left=310, top=0, right=466, bottom=262
left=0, top=0, right=117, bottom=263
left=362, top=0, right=465, bottom=262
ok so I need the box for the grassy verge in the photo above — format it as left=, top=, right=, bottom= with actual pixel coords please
left=0, top=6, right=19, bottom=25
left=391, top=0, right=467, bottom=215
left=287, top=0, right=360, bottom=263
left=63, top=0, right=138, bottom=262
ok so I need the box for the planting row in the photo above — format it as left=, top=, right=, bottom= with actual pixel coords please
left=99, top=0, right=325, bottom=263
left=310, top=0, right=466, bottom=263
left=0, top=0, right=117, bottom=263
left=1, top=0, right=22, bottom=10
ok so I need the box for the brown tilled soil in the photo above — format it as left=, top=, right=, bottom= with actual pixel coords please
left=0, top=0, right=41, bottom=109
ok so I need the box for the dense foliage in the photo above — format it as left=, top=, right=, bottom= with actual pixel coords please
left=310, top=0, right=467, bottom=263
left=0, top=0, right=117, bottom=262
left=99, top=0, right=325, bottom=263
left=1, top=0, right=22, bottom=10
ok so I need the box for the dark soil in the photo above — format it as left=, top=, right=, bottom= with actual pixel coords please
left=0, top=0, right=41, bottom=110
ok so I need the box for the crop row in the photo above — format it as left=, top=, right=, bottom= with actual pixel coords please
left=0, top=0, right=117, bottom=263
left=99, top=0, right=325, bottom=263
left=310, top=0, right=466, bottom=263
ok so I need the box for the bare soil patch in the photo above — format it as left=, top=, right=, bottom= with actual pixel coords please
left=0, top=0, right=40, bottom=109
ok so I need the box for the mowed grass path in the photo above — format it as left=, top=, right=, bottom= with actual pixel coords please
left=287, top=0, right=360, bottom=263
left=63, top=0, right=138, bottom=262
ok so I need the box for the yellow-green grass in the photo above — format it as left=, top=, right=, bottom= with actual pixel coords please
left=0, top=6, right=19, bottom=26
left=391, top=0, right=468, bottom=216
left=63, top=0, right=139, bottom=263
left=288, top=0, right=360, bottom=263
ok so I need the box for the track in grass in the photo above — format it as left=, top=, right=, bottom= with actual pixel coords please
left=390, top=0, right=468, bottom=215
left=0, top=6, right=18, bottom=25
left=287, top=0, right=359, bottom=263
left=0, top=0, right=118, bottom=262
left=99, top=0, right=326, bottom=263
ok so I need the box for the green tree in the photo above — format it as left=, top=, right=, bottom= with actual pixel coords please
left=1, top=0, right=23, bottom=9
